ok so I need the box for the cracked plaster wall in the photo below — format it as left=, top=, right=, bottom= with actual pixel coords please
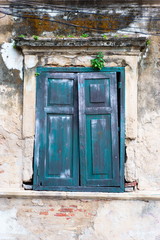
left=136, top=37, right=160, bottom=190
left=0, top=23, right=23, bottom=188
left=0, top=3, right=160, bottom=190
left=0, top=3, right=160, bottom=240
left=0, top=198, right=160, bottom=240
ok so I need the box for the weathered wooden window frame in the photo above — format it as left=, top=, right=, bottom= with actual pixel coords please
left=33, top=67, right=125, bottom=192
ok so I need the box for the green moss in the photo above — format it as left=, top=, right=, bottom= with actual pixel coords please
left=102, top=34, right=108, bottom=39
left=32, top=35, right=39, bottom=40
left=56, top=35, right=65, bottom=38
left=18, top=34, right=26, bottom=38
left=67, top=34, right=75, bottom=38
left=80, top=33, right=89, bottom=38
left=146, top=39, right=151, bottom=46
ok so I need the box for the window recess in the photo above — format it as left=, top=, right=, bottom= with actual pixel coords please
left=33, top=67, right=125, bottom=192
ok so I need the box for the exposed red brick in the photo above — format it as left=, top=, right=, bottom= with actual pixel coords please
left=59, top=208, right=73, bottom=212
left=40, top=211, right=48, bottom=215
left=76, top=209, right=86, bottom=212
left=87, top=213, right=96, bottom=216
left=125, top=181, right=138, bottom=187
left=49, top=208, right=54, bottom=211
left=68, top=213, right=75, bottom=216
left=54, top=213, right=67, bottom=217
left=76, top=209, right=82, bottom=212
left=69, top=205, right=77, bottom=208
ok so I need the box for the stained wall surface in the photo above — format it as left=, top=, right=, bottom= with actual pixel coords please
left=0, top=197, right=160, bottom=240
left=0, top=1, right=160, bottom=239
left=0, top=0, right=160, bottom=189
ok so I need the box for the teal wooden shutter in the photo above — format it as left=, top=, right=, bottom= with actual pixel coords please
left=34, top=68, right=124, bottom=192
left=78, top=72, right=120, bottom=186
left=35, top=72, right=79, bottom=187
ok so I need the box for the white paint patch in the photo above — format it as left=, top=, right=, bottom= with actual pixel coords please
left=25, top=55, right=38, bottom=69
left=1, top=41, right=23, bottom=79
left=35, top=119, right=40, bottom=166
left=0, top=208, right=28, bottom=238
left=117, top=8, right=150, bottom=36
left=60, top=169, right=70, bottom=179
left=40, top=9, right=59, bottom=18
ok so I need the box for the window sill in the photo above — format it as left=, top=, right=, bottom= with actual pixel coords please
left=0, top=189, right=160, bottom=200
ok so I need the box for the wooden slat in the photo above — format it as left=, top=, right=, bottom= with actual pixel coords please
left=85, top=107, right=112, bottom=114
left=44, top=106, right=74, bottom=114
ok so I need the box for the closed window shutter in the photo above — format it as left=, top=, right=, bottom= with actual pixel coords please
left=35, top=72, right=79, bottom=187
left=34, top=70, right=123, bottom=191
left=78, top=72, right=120, bottom=187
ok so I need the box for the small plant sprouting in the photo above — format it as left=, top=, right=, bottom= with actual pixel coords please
left=80, top=33, right=89, bottom=38
left=146, top=39, right=151, bottom=46
left=102, top=34, right=108, bottom=39
left=18, top=34, right=26, bottom=38
left=57, top=35, right=65, bottom=38
left=67, top=34, right=75, bottom=38
left=32, top=35, right=39, bottom=40
left=35, top=72, right=40, bottom=77
left=122, top=35, right=129, bottom=38
left=91, top=52, right=105, bottom=70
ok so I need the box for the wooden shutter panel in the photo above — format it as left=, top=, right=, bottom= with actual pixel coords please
left=78, top=72, right=120, bottom=187
left=34, top=72, right=79, bottom=187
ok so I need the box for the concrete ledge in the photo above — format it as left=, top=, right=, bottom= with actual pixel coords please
left=15, top=37, right=147, bottom=49
left=0, top=190, right=160, bottom=200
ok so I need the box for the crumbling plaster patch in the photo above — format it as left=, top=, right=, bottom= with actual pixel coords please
left=0, top=15, right=13, bottom=44
left=0, top=208, right=28, bottom=239
left=25, top=55, right=38, bottom=69
left=136, top=111, right=160, bottom=190
left=125, top=139, right=137, bottom=182
left=1, top=42, right=23, bottom=79
left=23, top=137, right=34, bottom=182
left=0, top=198, right=160, bottom=240
left=135, top=36, right=160, bottom=190
left=78, top=201, right=160, bottom=240
left=0, top=129, right=22, bottom=188
left=0, top=41, right=23, bottom=188
left=0, top=83, right=23, bottom=188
